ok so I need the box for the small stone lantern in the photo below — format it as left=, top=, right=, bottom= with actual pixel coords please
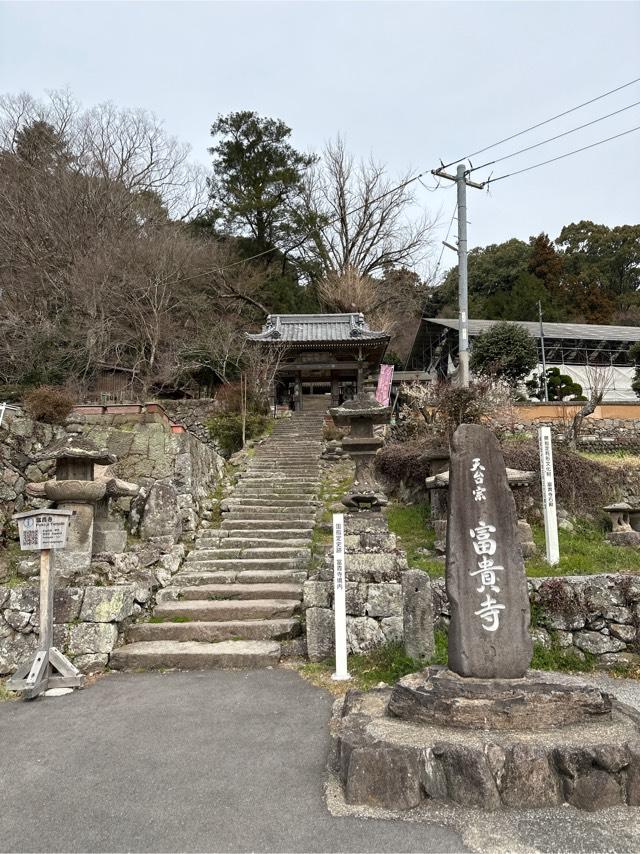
left=329, top=393, right=390, bottom=509
left=30, top=436, right=117, bottom=578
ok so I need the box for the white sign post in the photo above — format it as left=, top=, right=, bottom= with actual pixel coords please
left=331, top=513, right=351, bottom=681
left=538, top=427, right=560, bottom=565
left=7, top=509, right=85, bottom=700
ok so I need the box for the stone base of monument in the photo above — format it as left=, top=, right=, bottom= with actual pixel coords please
left=331, top=668, right=640, bottom=812
left=606, top=530, right=640, bottom=547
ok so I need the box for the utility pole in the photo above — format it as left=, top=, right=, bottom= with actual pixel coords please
left=538, top=300, right=549, bottom=402
left=432, top=164, right=485, bottom=387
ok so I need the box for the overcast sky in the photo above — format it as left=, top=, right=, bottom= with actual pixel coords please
left=1, top=0, right=639, bottom=276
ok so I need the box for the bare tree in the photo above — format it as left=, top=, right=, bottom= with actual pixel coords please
left=567, top=364, right=614, bottom=448
left=294, top=137, right=434, bottom=279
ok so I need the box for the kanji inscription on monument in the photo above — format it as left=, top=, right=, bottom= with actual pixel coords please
left=446, top=424, right=532, bottom=678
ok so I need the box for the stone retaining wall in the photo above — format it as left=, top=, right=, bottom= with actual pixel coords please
left=304, top=512, right=409, bottom=661
left=1, top=582, right=150, bottom=675
left=432, top=573, right=640, bottom=665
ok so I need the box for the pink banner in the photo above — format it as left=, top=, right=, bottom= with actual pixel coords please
left=375, top=364, right=395, bottom=406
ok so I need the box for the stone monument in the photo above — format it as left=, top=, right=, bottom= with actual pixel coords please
left=330, top=424, right=640, bottom=812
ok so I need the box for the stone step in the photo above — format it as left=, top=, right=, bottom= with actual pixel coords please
left=187, top=547, right=309, bottom=562
left=226, top=498, right=318, bottom=507
left=198, top=530, right=312, bottom=546
left=224, top=508, right=316, bottom=519
left=154, top=598, right=300, bottom=621
left=174, top=569, right=305, bottom=586
left=182, top=557, right=307, bottom=572
left=126, top=618, right=301, bottom=644
left=110, top=640, right=281, bottom=671
left=162, top=583, right=303, bottom=601
left=221, top=519, right=315, bottom=530
left=219, top=537, right=311, bottom=549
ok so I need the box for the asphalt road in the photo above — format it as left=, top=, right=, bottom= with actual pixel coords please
left=0, top=669, right=465, bottom=853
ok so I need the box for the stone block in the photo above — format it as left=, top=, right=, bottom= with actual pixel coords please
left=609, top=623, right=636, bottom=643
left=402, top=570, right=435, bottom=661
left=499, top=745, right=561, bottom=808
left=68, top=622, right=118, bottom=655
left=346, top=616, right=385, bottom=654
left=0, top=629, right=37, bottom=675
left=53, top=588, right=84, bottom=623
left=74, top=653, right=109, bottom=673
left=345, top=746, right=422, bottom=810
left=381, top=616, right=403, bottom=644
left=80, top=587, right=136, bottom=623
left=345, top=583, right=368, bottom=615
left=436, top=743, right=502, bottom=809
left=306, top=607, right=334, bottom=662
left=303, top=581, right=332, bottom=608
left=573, top=630, right=626, bottom=655
left=607, top=531, right=640, bottom=547
left=366, top=583, right=402, bottom=617
left=140, top=481, right=182, bottom=542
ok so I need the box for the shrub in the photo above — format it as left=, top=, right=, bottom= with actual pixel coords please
left=0, top=385, right=25, bottom=404
left=207, top=413, right=271, bottom=456
left=23, top=386, right=75, bottom=424
left=470, top=321, right=538, bottom=386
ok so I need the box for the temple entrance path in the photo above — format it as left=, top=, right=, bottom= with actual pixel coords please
left=0, top=670, right=465, bottom=853
left=111, top=413, right=325, bottom=670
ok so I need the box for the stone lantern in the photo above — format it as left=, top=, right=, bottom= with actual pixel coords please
left=329, top=393, right=390, bottom=509
left=30, top=436, right=117, bottom=578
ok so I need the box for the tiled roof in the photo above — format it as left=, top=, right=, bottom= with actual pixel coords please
left=427, top=318, right=640, bottom=342
left=247, top=313, right=389, bottom=344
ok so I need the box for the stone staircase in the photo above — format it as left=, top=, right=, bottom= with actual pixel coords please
left=111, top=413, right=325, bottom=670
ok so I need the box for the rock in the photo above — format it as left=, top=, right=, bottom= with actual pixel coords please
left=609, top=623, right=636, bottom=643
left=556, top=630, right=573, bottom=648
left=402, top=570, right=435, bottom=661
left=366, top=583, right=402, bottom=617
left=345, top=746, right=422, bottom=810
left=345, top=583, right=368, bottom=616
left=68, top=622, right=119, bottom=655
left=530, top=627, right=551, bottom=648
left=446, top=424, right=532, bottom=679
left=573, top=630, right=626, bottom=655
left=346, top=617, right=385, bottom=654
left=380, top=616, right=403, bottom=644
left=53, top=588, right=84, bottom=623
left=303, top=580, right=332, bottom=608
left=517, top=520, right=533, bottom=542
left=80, top=587, right=136, bottom=623
left=435, top=743, right=502, bottom=809
left=74, top=653, right=109, bottom=673
left=306, top=607, right=334, bottom=662
left=3, top=609, right=32, bottom=632
left=628, top=748, right=640, bottom=806
left=140, top=481, right=182, bottom=542
left=607, top=531, right=640, bottom=547
left=499, top=744, right=561, bottom=808
left=559, top=519, right=575, bottom=533
left=0, top=630, right=37, bottom=675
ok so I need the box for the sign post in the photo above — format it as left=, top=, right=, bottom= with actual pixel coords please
left=331, top=513, right=351, bottom=681
left=538, top=427, right=560, bottom=565
left=7, top=510, right=85, bottom=699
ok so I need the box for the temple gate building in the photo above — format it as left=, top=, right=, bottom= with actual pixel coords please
left=247, top=313, right=390, bottom=412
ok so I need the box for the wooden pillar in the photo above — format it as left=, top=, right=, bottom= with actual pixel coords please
left=296, top=371, right=303, bottom=411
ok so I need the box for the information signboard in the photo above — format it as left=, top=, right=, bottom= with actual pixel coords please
left=14, top=509, right=72, bottom=552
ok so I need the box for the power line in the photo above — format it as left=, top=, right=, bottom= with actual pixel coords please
left=487, top=124, right=640, bottom=184
left=432, top=200, right=458, bottom=282
left=468, top=99, right=640, bottom=173
left=440, top=75, right=640, bottom=169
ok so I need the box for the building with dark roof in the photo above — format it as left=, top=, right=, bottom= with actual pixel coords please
left=407, top=318, right=640, bottom=401
left=247, top=313, right=389, bottom=411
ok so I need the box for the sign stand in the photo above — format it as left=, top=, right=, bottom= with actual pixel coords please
left=7, top=510, right=84, bottom=700
left=538, top=427, right=560, bottom=565
left=331, top=513, right=351, bottom=681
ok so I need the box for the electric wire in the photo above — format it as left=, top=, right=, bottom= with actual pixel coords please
left=468, top=99, right=640, bottom=174
left=440, top=75, right=640, bottom=169
left=432, top=201, right=458, bottom=283
left=487, top=124, right=640, bottom=184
